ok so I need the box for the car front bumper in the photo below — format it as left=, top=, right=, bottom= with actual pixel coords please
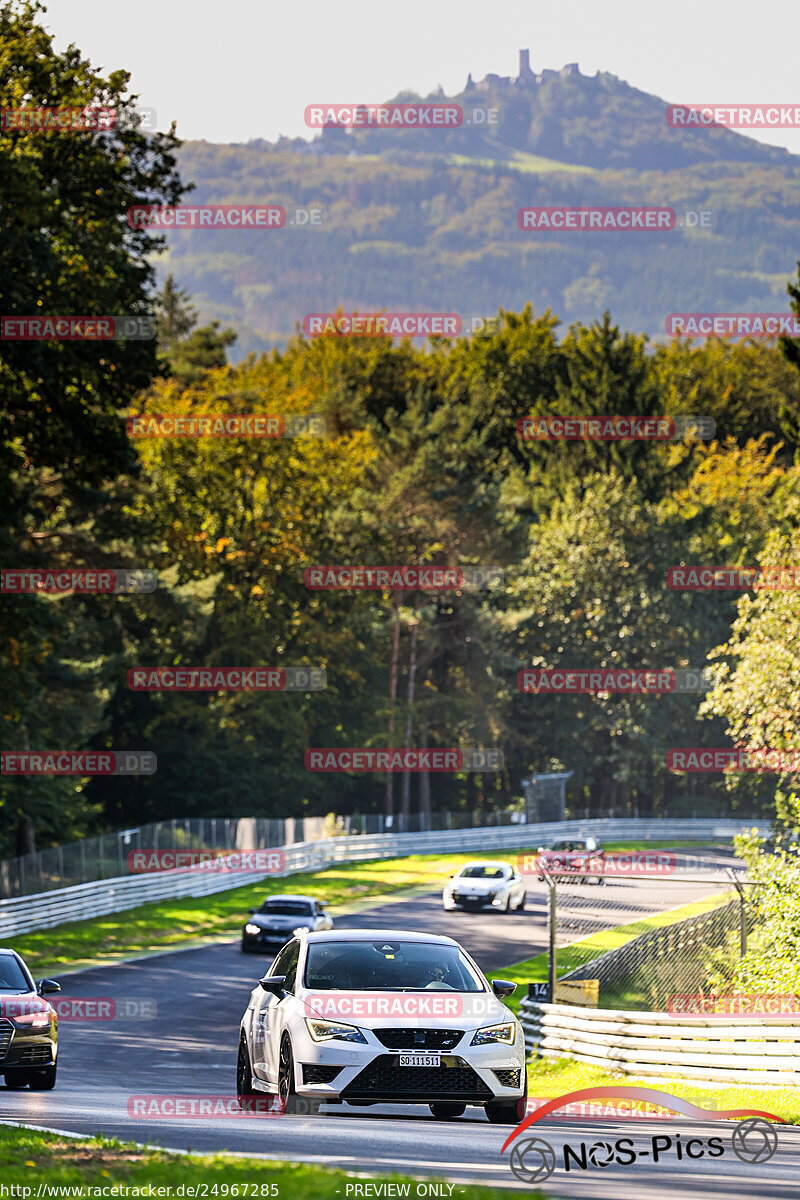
left=291, top=1026, right=526, bottom=1105
left=0, top=1019, right=57, bottom=1072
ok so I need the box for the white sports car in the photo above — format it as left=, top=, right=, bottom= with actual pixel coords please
left=442, top=860, right=526, bottom=913
left=237, top=929, right=527, bottom=1124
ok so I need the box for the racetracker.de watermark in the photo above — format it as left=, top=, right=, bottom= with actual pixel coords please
left=517, top=415, right=715, bottom=441
left=127, top=1095, right=282, bottom=1119
left=127, top=667, right=326, bottom=691
left=304, top=566, right=503, bottom=590
left=667, top=748, right=800, bottom=772
left=301, top=992, right=503, bottom=1019
left=0, top=751, right=156, bottom=776
left=304, top=313, right=460, bottom=337
left=667, top=313, right=800, bottom=338
left=667, top=994, right=800, bottom=1016
left=0, top=997, right=156, bottom=1020
left=518, top=669, right=712, bottom=693
left=126, top=414, right=325, bottom=438
left=0, top=106, right=158, bottom=132
left=127, top=206, right=322, bottom=229
left=667, top=566, right=800, bottom=590
left=1, top=316, right=156, bottom=341
left=305, top=748, right=503, bottom=772
left=128, top=849, right=286, bottom=874
left=305, top=103, right=484, bottom=128
left=517, top=851, right=681, bottom=876
left=1, top=569, right=157, bottom=593
left=667, top=104, right=800, bottom=128
left=517, top=207, right=712, bottom=231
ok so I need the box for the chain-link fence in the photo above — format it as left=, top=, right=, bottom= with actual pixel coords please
left=0, top=808, right=532, bottom=898
left=535, top=844, right=764, bottom=1011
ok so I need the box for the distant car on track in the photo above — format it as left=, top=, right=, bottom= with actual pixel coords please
left=536, top=837, right=605, bottom=884
left=236, top=928, right=526, bottom=1123
left=442, top=860, right=526, bottom=913
left=242, top=894, right=333, bottom=954
left=0, top=949, right=60, bottom=1090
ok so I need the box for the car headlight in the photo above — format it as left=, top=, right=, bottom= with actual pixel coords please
left=293, top=925, right=310, bottom=936
left=13, top=1010, right=52, bottom=1028
left=305, top=1018, right=367, bottom=1044
left=470, top=1022, right=516, bottom=1046
left=244, top=923, right=261, bottom=935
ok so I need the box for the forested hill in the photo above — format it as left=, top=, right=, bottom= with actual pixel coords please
left=163, top=60, right=800, bottom=359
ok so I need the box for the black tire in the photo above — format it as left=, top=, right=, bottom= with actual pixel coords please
left=4, top=1069, right=29, bottom=1090
left=278, top=1035, right=320, bottom=1114
left=429, top=1102, right=466, bottom=1120
left=501, top=892, right=511, bottom=913
left=517, top=892, right=527, bottom=911
left=485, top=1071, right=527, bottom=1126
left=236, top=1035, right=259, bottom=1109
left=241, top=939, right=254, bottom=953
left=27, top=1063, right=56, bottom=1091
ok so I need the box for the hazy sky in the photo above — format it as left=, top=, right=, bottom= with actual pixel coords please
left=39, top=0, right=800, bottom=154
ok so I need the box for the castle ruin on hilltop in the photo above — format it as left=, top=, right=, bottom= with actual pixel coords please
left=465, top=49, right=583, bottom=92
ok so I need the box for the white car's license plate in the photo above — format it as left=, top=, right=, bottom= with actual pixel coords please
left=398, top=1053, right=441, bottom=1068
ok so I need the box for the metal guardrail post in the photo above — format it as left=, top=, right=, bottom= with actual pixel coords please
left=727, top=868, right=747, bottom=957
left=541, top=864, right=557, bottom=1003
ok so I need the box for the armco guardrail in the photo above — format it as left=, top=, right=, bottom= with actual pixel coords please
left=520, top=999, right=800, bottom=1085
left=0, top=818, right=768, bottom=939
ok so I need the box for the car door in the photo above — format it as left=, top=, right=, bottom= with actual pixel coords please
left=262, top=939, right=300, bottom=1086
left=508, top=867, right=524, bottom=905
left=252, top=940, right=298, bottom=1085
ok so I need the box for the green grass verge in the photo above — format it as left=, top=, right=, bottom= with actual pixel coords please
left=523, top=1056, right=800, bottom=1125
left=0, top=1124, right=530, bottom=1197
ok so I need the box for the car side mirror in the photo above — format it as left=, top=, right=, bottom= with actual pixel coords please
left=248, top=908, right=257, bottom=914
left=36, top=979, right=61, bottom=995
left=491, top=979, right=517, bottom=999
left=259, top=975, right=287, bottom=995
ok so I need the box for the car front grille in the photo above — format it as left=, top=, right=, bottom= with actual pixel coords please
left=493, top=1069, right=521, bottom=1088
left=374, top=1028, right=464, bottom=1050
left=302, top=1064, right=343, bottom=1084
left=16, top=1045, right=52, bottom=1066
left=341, top=1055, right=492, bottom=1101
left=0, top=1019, right=13, bottom=1060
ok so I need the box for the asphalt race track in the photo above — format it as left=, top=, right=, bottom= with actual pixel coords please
left=2, top=848, right=798, bottom=1196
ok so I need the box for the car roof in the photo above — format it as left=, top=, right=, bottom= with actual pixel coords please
left=303, top=929, right=457, bottom=945
left=260, top=894, right=318, bottom=903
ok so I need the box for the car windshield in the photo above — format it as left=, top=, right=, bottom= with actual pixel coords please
left=0, top=957, right=31, bottom=993
left=304, top=940, right=485, bottom=992
left=259, top=901, right=314, bottom=916
left=550, top=841, right=586, bottom=852
left=459, top=865, right=505, bottom=878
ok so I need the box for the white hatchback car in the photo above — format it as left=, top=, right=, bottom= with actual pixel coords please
left=443, top=860, right=526, bottom=913
left=237, top=929, right=527, bottom=1123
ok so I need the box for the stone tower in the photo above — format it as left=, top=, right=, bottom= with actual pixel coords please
left=519, top=48, right=534, bottom=79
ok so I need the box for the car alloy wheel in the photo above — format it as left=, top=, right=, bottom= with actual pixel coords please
left=237, top=1035, right=258, bottom=1108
